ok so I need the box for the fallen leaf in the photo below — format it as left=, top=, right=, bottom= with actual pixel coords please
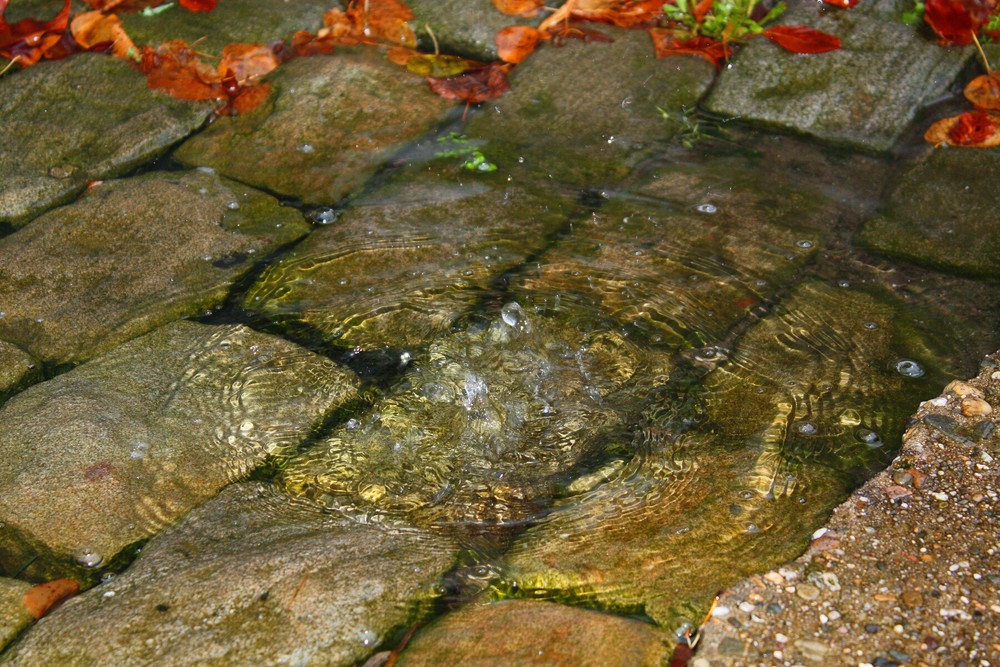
left=820, top=0, right=859, bottom=6
left=495, top=25, right=543, bottom=63
left=426, top=63, right=511, bottom=104
left=925, top=109, right=1000, bottom=147
left=964, top=72, right=1000, bottom=110
left=22, top=579, right=80, bottom=619
left=760, top=25, right=842, bottom=53
left=140, top=39, right=218, bottom=100
left=0, top=0, right=73, bottom=66
left=923, top=0, right=994, bottom=46
left=219, top=42, right=280, bottom=84
left=179, top=0, right=217, bottom=10
left=649, top=29, right=732, bottom=67
left=81, top=0, right=175, bottom=11
left=540, top=0, right=664, bottom=32
left=70, top=10, right=137, bottom=60
left=492, top=0, right=545, bottom=16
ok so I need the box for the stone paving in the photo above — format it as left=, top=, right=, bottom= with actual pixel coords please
left=0, top=2, right=997, bottom=665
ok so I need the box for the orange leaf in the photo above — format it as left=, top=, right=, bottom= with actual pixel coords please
left=495, top=25, right=542, bottom=63
left=219, top=42, right=279, bottom=84
left=760, top=25, right=841, bottom=54
left=80, top=0, right=168, bottom=11
left=964, top=72, right=1000, bottom=110
left=71, top=11, right=137, bottom=60
left=0, top=0, right=72, bottom=66
left=649, top=29, right=731, bottom=67
left=492, top=0, right=545, bottom=16
left=22, top=579, right=80, bottom=619
left=925, top=110, right=1000, bottom=147
left=820, top=0, right=859, bottom=6
left=427, top=63, right=511, bottom=104
left=140, top=40, right=219, bottom=100
left=692, top=0, right=714, bottom=23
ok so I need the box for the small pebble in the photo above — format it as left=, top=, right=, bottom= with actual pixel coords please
left=864, top=623, right=881, bottom=634
left=891, top=471, right=914, bottom=487
left=902, top=590, right=923, bottom=607
left=945, top=380, right=980, bottom=397
left=775, top=633, right=788, bottom=644
left=961, top=397, right=992, bottom=417
left=764, top=571, right=785, bottom=585
left=767, top=603, right=783, bottom=614
left=796, top=584, right=820, bottom=600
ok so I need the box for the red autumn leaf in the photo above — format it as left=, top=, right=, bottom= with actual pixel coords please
left=820, top=0, right=859, bottom=7
left=22, top=579, right=80, bottom=619
left=760, top=25, right=841, bottom=53
left=492, top=0, right=545, bottom=16
left=427, top=63, right=511, bottom=104
left=179, top=0, right=217, bottom=11
left=965, top=72, right=1000, bottom=110
left=495, top=25, right=543, bottom=63
left=0, top=0, right=73, bottom=66
left=922, top=0, right=994, bottom=46
left=692, top=0, right=715, bottom=23
left=70, top=10, right=137, bottom=60
left=80, top=0, right=169, bottom=12
left=925, top=110, right=1000, bottom=147
left=648, top=29, right=732, bottom=67
left=140, top=40, right=218, bottom=100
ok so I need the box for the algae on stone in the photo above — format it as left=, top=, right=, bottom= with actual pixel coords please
left=407, top=0, right=540, bottom=61
left=0, top=577, right=32, bottom=653
left=464, top=28, right=715, bottom=186
left=244, top=166, right=574, bottom=350
left=501, top=282, right=943, bottom=630
left=0, top=321, right=358, bottom=572
left=3, top=483, right=457, bottom=667
left=396, top=600, right=671, bottom=667
left=0, top=54, right=210, bottom=226
left=174, top=52, right=452, bottom=206
left=121, top=0, right=332, bottom=56
left=704, top=0, right=971, bottom=152
left=513, top=196, right=819, bottom=350
left=0, top=169, right=309, bottom=367
left=859, top=148, right=1000, bottom=278
left=0, top=342, right=39, bottom=406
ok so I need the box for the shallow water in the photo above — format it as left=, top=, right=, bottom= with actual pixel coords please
left=2, top=50, right=999, bottom=662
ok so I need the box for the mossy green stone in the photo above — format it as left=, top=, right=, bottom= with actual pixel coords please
left=121, top=0, right=331, bottom=56
left=396, top=600, right=671, bottom=666
left=175, top=52, right=452, bottom=206
left=0, top=54, right=210, bottom=226
left=3, top=483, right=456, bottom=666
left=465, top=28, right=715, bottom=187
left=0, top=169, right=309, bottom=367
left=705, top=0, right=972, bottom=152
left=859, top=148, right=1000, bottom=278
left=0, top=577, right=32, bottom=653
left=0, top=342, right=39, bottom=406
left=244, top=166, right=574, bottom=350
left=0, top=321, right=358, bottom=570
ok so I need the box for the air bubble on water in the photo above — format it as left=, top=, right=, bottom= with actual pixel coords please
left=463, top=372, right=489, bottom=410
left=606, top=135, right=615, bottom=144
left=895, top=359, right=925, bottom=378
left=198, top=187, right=208, bottom=195
left=297, top=143, right=315, bottom=154
left=100, top=572, right=116, bottom=583
left=746, top=523, right=761, bottom=534
left=518, top=156, right=525, bottom=163
left=346, top=418, right=361, bottom=431
left=696, top=203, right=717, bottom=214
left=796, top=422, right=818, bottom=435
left=129, top=441, right=149, bottom=459
left=226, top=200, right=240, bottom=210
left=76, top=548, right=103, bottom=568
left=196, top=166, right=216, bottom=174
left=314, top=208, right=337, bottom=225
left=358, top=629, right=378, bottom=646
left=796, top=240, right=813, bottom=248
left=855, top=428, right=883, bottom=447
left=240, top=420, right=254, bottom=433
left=864, top=322, right=879, bottom=330
left=399, top=351, right=412, bottom=367
left=837, top=280, right=851, bottom=288
left=337, top=277, right=349, bottom=286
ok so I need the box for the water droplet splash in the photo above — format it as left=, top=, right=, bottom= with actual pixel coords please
left=696, top=203, right=717, bottom=214
left=855, top=428, right=883, bottom=448
left=76, top=547, right=103, bottom=568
